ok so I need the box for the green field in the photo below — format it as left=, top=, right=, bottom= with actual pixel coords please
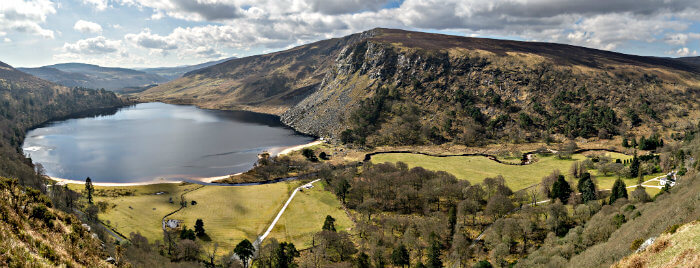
left=370, top=153, right=588, bottom=190
left=267, top=182, right=354, bottom=248
left=70, top=183, right=200, bottom=243
left=370, top=151, right=651, bottom=192
left=168, top=182, right=297, bottom=250
left=78, top=180, right=351, bottom=253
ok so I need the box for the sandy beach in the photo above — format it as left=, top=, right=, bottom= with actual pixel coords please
left=48, top=139, right=325, bottom=186
left=276, top=140, right=324, bottom=156
left=49, top=176, right=182, bottom=187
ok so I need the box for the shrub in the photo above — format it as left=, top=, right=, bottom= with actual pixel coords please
left=664, top=224, right=681, bottom=234
left=630, top=238, right=644, bottom=251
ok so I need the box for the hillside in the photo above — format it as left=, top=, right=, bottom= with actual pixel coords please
left=138, top=57, right=236, bottom=80
left=139, top=28, right=700, bottom=145
left=0, top=177, right=112, bottom=267
left=615, top=220, right=700, bottom=268
left=19, top=63, right=168, bottom=91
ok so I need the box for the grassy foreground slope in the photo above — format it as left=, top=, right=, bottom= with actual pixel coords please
left=565, top=172, right=700, bottom=267
left=0, top=178, right=111, bottom=267
left=615, top=221, right=700, bottom=268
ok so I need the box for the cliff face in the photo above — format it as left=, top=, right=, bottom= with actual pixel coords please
left=141, top=28, right=700, bottom=142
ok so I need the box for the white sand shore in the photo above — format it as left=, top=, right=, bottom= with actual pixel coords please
left=49, top=176, right=182, bottom=187
left=47, top=140, right=325, bottom=186
left=276, top=140, right=324, bottom=156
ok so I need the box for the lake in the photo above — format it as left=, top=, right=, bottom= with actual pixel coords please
left=22, top=102, right=314, bottom=183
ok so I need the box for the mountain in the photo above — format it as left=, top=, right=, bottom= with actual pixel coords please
left=138, top=57, right=236, bottom=81
left=139, top=28, right=700, bottom=145
left=19, top=63, right=168, bottom=91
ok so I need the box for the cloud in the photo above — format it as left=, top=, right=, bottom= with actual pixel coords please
left=114, top=0, right=700, bottom=55
left=0, top=0, right=56, bottom=39
left=125, top=29, right=178, bottom=50
left=73, top=20, right=103, bottom=34
left=666, top=47, right=698, bottom=57
left=119, top=0, right=242, bottom=21
left=82, top=0, right=109, bottom=11
left=664, top=32, right=700, bottom=45
left=62, top=36, right=122, bottom=54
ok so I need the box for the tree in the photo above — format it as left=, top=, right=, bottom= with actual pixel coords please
left=427, top=237, right=443, bottom=268
left=206, top=243, right=219, bottom=267
left=174, top=239, right=201, bottom=261
left=392, top=244, right=410, bottom=267
left=609, top=178, right=628, bottom=204
left=358, top=198, right=379, bottom=221
left=448, top=206, right=457, bottom=236
left=274, top=242, right=299, bottom=268
left=302, top=148, right=318, bottom=162
left=85, top=203, right=99, bottom=223
left=547, top=200, right=569, bottom=236
left=630, top=186, right=651, bottom=203
left=194, top=219, right=206, bottom=237
left=85, top=177, right=94, bottom=204
left=485, top=194, right=514, bottom=219
left=577, top=173, right=597, bottom=203
left=629, top=153, right=640, bottom=179
left=622, top=137, right=630, bottom=148
left=460, top=199, right=480, bottom=225
left=550, top=175, right=572, bottom=204
left=234, top=239, right=255, bottom=268
left=335, top=178, right=351, bottom=204
left=319, top=152, right=329, bottom=160
left=180, top=226, right=196, bottom=240
left=322, top=215, right=337, bottom=232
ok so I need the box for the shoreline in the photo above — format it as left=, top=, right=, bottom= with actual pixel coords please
left=47, top=139, right=324, bottom=187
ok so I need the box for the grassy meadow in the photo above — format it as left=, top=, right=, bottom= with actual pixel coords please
left=370, top=151, right=661, bottom=194
left=69, top=183, right=200, bottom=243
left=267, top=181, right=354, bottom=249
left=73, top=179, right=352, bottom=254
left=169, top=182, right=297, bottom=251
left=370, top=153, right=587, bottom=190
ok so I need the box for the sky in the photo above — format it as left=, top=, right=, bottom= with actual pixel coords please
left=1, top=0, right=699, bottom=68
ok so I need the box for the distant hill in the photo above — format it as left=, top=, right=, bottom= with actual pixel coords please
left=673, top=56, right=700, bottom=66
left=139, top=28, right=700, bottom=145
left=19, top=63, right=168, bottom=91
left=138, top=57, right=236, bottom=80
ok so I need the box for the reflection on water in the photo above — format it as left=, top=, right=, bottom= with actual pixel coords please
left=22, top=102, right=313, bottom=183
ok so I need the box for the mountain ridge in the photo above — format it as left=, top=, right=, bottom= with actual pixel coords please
left=139, top=28, right=700, bottom=144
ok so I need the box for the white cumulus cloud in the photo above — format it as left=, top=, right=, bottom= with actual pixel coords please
left=73, top=20, right=103, bottom=34
left=62, top=36, right=122, bottom=54
left=0, top=0, right=56, bottom=39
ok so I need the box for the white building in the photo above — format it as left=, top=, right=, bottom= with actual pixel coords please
left=659, top=172, right=676, bottom=187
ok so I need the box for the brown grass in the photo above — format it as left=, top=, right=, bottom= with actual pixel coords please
left=649, top=238, right=671, bottom=253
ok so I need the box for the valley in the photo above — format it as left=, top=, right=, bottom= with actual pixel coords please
left=2, top=25, right=700, bottom=268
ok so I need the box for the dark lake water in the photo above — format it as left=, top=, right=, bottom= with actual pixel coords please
left=22, top=102, right=314, bottom=183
